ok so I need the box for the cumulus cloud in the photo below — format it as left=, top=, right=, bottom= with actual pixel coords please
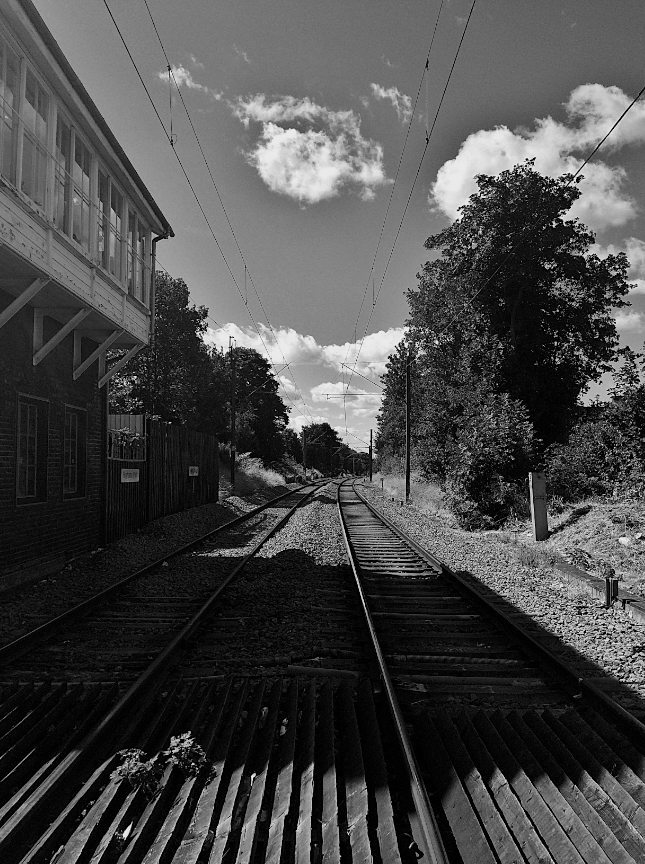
left=278, top=375, right=298, bottom=395
left=233, top=44, right=251, bottom=64
left=431, top=84, right=645, bottom=232
left=158, top=65, right=222, bottom=99
left=593, top=237, right=645, bottom=294
left=310, top=381, right=382, bottom=411
left=230, top=94, right=389, bottom=203
left=206, top=323, right=404, bottom=381
left=370, top=83, right=412, bottom=123
left=615, top=310, right=645, bottom=331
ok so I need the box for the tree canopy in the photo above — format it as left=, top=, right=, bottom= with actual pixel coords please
left=110, top=273, right=292, bottom=465
left=408, top=160, right=631, bottom=445
left=377, top=160, right=634, bottom=527
left=109, top=273, right=219, bottom=429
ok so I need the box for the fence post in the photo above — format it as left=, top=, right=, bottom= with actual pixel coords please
left=529, top=471, right=549, bottom=541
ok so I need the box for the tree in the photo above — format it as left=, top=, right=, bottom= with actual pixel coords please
left=230, top=347, right=289, bottom=463
left=110, top=273, right=222, bottom=430
left=408, top=160, right=631, bottom=445
left=282, top=428, right=303, bottom=463
left=301, top=422, right=347, bottom=474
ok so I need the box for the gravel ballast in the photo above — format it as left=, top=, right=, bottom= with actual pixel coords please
left=0, top=486, right=296, bottom=649
left=360, top=482, right=645, bottom=712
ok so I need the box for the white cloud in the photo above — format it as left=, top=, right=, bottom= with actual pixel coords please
left=288, top=413, right=329, bottom=434
left=233, top=44, right=251, bottom=64
left=231, top=94, right=389, bottom=203
left=431, top=84, right=645, bottom=232
left=311, top=381, right=382, bottom=411
left=370, top=83, right=412, bottom=123
left=278, top=375, right=298, bottom=395
left=158, top=65, right=222, bottom=99
left=615, top=310, right=645, bottom=331
left=205, top=323, right=404, bottom=378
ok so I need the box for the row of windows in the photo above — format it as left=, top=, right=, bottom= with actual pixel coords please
left=0, top=32, right=151, bottom=305
left=16, top=395, right=86, bottom=503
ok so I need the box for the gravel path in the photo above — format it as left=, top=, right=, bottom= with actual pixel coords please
left=360, top=482, right=645, bottom=712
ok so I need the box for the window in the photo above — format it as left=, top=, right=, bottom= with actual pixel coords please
left=98, top=171, right=124, bottom=279
left=98, top=169, right=108, bottom=269
left=54, top=116, right=92, bottom=251
left=21, top=68, right=49, bottom=207
left=137, top=223, right=149, bottom=305
left=63, top=406, right=86, bottom=497
left=109, top=182, right=123, bottom=278
left=127, top=209, right=136, bottom=296
left=54, top=114, right=71, bottom=233
left=17, top=396, right=48, bottom=503
left=72, top=136, right=91, bottom=249
left=126, top=211, right=150, bottom=304
left=0, top=38, right=18, bottom=183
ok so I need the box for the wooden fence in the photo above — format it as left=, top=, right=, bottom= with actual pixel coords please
left=105, top=418, right=219, bottom=544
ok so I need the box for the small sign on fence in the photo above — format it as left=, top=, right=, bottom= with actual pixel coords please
left=121, top=468, right=140, bottom=483
left=188, top=466, right=199, bottom=477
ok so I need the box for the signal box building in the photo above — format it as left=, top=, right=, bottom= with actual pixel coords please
left=0, top=0, right=172, bottom=589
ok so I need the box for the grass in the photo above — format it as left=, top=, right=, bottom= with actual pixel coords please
left=219, top=453, right=289, bottom=499
left=368, top=472, right=448, bottom=517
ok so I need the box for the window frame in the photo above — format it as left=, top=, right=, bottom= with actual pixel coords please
left=16, top=394, right=49, bottom=505
left=53, top=105, right=93, bottom=253
left=19, top=62, right=51, bottom=211
left=62, top=403, right=87, bottom=499
left=0, top=33, right=20, bottom=186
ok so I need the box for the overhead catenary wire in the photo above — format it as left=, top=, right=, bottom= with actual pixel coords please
left=140, top=0, right=313, bottom=424
left=339, top=0, right=445, bottom=381
left=344, top=0, right=477, bottom=395
left=338, top=0, right=446, bottom=445
left=100, top=0, right=313, bottom=423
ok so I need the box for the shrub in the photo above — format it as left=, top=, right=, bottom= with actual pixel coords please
left=444, top=392, right=536, bottom=529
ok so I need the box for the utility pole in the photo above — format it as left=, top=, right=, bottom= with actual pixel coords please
left=352, top=456, right=356, bottom=476
left=229, top=339, right=236, bottom=489
left=369, top=429, right=373, bottom=482
left=405, top=349, right=411, bottom=503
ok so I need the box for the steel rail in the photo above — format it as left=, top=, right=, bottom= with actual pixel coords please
left=0, top=480, right=328, bottom=852
left=336, top=480, right=450, bottom=864
left=353, top=481, right=645, bottom=747
left=0, top=480, right=325, bottom=668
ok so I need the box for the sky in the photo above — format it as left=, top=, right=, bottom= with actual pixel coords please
left=33, top=0, right=645, bottom=451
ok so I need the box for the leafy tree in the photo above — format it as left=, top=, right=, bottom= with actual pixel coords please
left=547, top=346, right=645, bottom=500
left=109, top=275, right=289, bottom=464
left=282, top=428, right=303, bottom=463
left=230, top=347, right=289, bottom=463
left=110, top=273, right=221, bottom=430
left=409, top=159, right=632, bottom=446
left=301, top=422, right=347, bottom=474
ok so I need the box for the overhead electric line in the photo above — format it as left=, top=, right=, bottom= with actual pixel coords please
left=140, top=0, right=313, bottom=422
left=100, top=0, right=313, bottom=423
left=343, top=0, right=478, bottom=398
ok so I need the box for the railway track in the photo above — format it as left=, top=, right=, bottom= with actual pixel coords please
left=4, top=479, right=645, bottom=861
left=338, top=480, right=645, bottom=863
left=0, top=481, right=326, bottom=681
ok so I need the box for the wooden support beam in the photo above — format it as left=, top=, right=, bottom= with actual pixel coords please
left=0, top=278, right=48, bottom=330
left=73, top=330, right=123, bottom=380
left=98, top=343, right=143, bottom=388
left=33, top=308, right=91, bottom=366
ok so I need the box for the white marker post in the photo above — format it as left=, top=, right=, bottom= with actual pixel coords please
left=529, top=471, right=548, bottom=541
